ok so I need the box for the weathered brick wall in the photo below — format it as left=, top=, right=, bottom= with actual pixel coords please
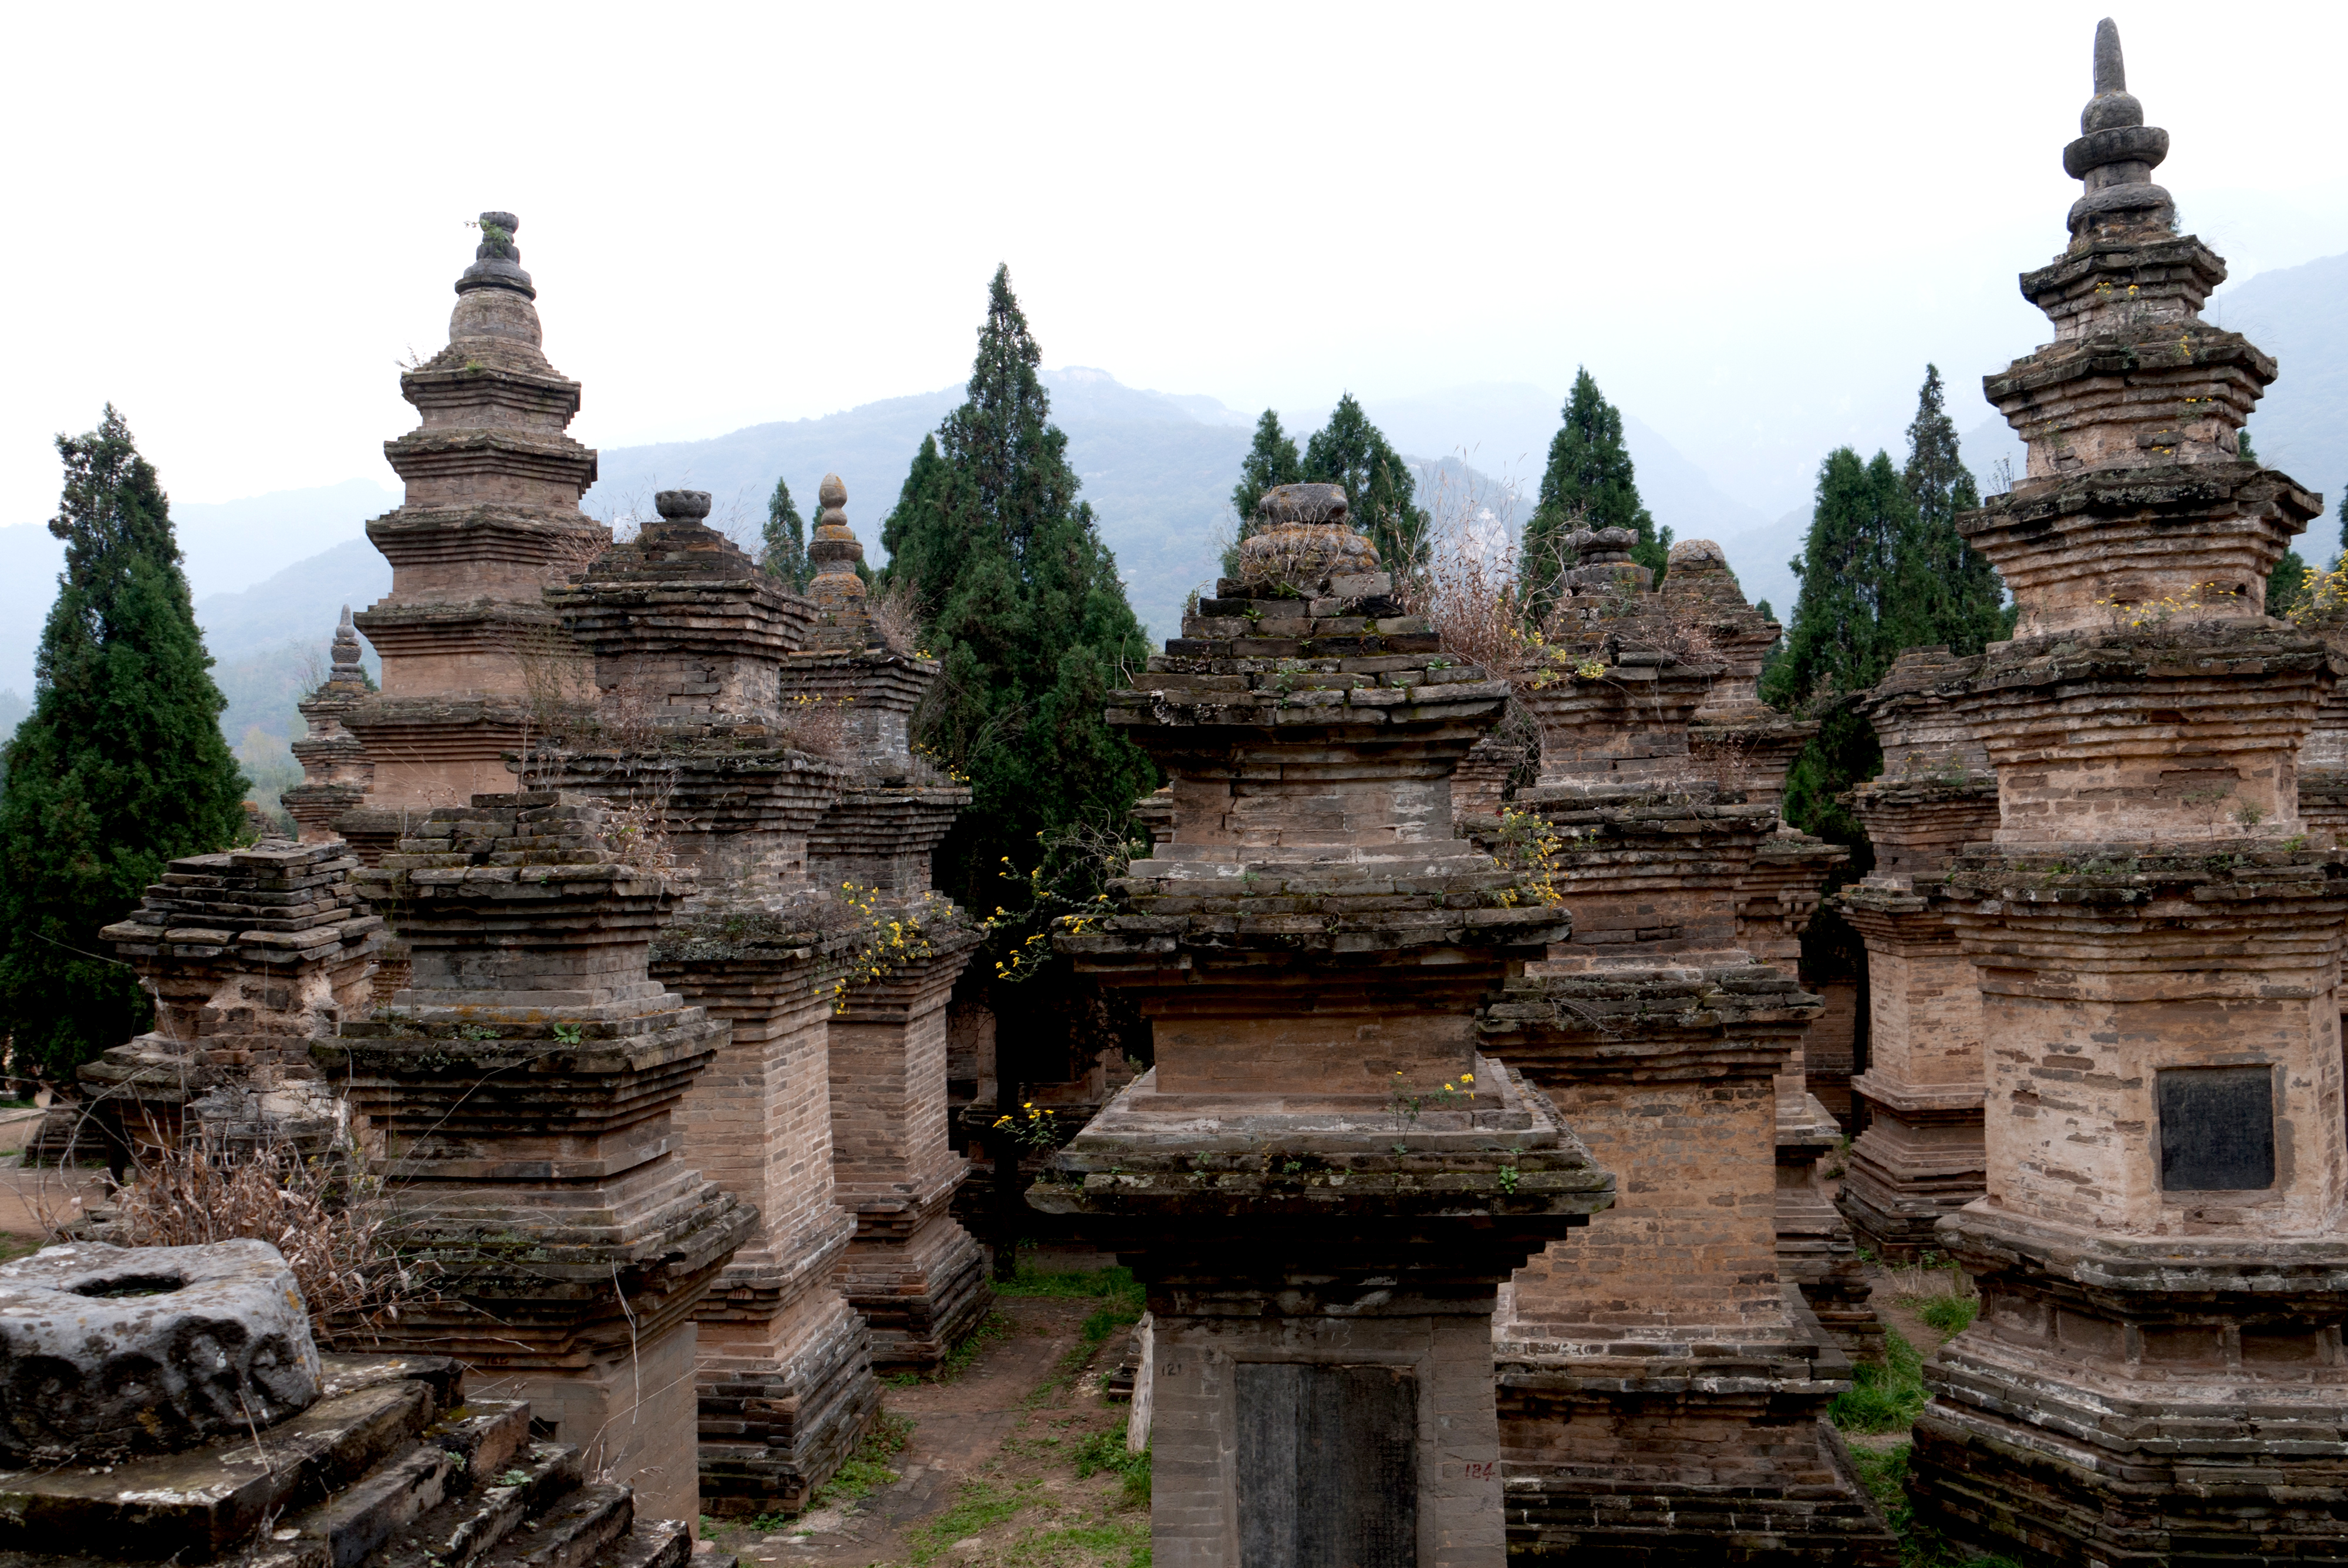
left=1510, top=1074, right=1783, bottom=1333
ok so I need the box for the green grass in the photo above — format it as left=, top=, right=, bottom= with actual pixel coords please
left=811, top=1410, right=918, bottom=1507
left=1918, top=1293, right=1979, bottom=1337
left=1831, top=1327, right=1928, bottom=1434
left=1071, top=1431, right=1151, bottom=1508
left=994, top=1262, right=1146, bottom=1344
left=901, top=1478, right=1032, bottom=1565
left=1012, top=1519, right=1151, bottom=1566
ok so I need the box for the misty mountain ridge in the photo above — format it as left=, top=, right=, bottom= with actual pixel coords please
left=5, top=240, right=2340, bottom=759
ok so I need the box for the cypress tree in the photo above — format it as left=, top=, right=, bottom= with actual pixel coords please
left=1223, top=410, right=1303, bottom=575
left=0, top=407, right=248, bottom=1077
left=1887, top=365, right=2013, bottom=655
left=1231, top=409, right=1303, bottom=531
left=1301, top=394, right=1429, bottom=579
left=760, top=475, right=809, bottom=592
left=1762, top=447, right=1912, bottom=845
left=878, top=266, right=1157, bottom=905
left=1521, top=368, right=1669, bottom=608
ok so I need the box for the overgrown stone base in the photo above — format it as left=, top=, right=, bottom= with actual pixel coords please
left=834, top=1211, right=993, bottom=1371
left=698, top=1287, right=880, bottom=1516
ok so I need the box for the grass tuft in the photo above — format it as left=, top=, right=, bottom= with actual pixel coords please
left=1831, top=1327, right=1928, bottom=1433
left=811, top=1409, right=919, bottom=1507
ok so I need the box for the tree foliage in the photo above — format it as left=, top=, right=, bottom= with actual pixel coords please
left=1301, top=394, right=1429, bottom=578
left=0, top=407, right=249, bottom=1077
left=1762, top=447, right=1911, bottom=846
left=1888, top=364, right=2013, bottom=656
left=878, top=266, right=1157, bottom=907
left=1521, top=368, right=1669, bottom=607
left=1230, top=410, right=1303, bottom=532
left=760, top=475, right=809, bottom=592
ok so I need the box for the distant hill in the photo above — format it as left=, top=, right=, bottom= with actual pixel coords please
left=2211, top=250, right=2347, bottom=550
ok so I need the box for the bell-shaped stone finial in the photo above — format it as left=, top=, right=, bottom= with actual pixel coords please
left=808, top=474, right=870, bottom=631
left=2063, top=20, right=2171, bottom=238
left=457, top=211, right=535, bottom=299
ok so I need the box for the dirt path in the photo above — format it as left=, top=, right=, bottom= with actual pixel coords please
left=710, top=1295, right=1147, bottom=1568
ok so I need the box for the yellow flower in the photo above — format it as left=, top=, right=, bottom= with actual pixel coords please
left=1461, top=1073, right=1474, bottom=1083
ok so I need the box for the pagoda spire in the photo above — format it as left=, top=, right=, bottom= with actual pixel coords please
left=2063, top=18, right=2174, bottom=241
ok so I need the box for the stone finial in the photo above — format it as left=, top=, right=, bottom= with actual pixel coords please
left=457, top=209, right=535, bottom=298
left=330, top=604, right=364, bottom=676
left=655, top=489, right=714, bottom=522
left=808, top=472, right=869, bottom=624
left=2063, top=20, right=2171, bottom=237
left=1236, top=482, right=1380, bottom=589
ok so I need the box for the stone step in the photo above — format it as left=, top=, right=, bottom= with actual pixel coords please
left=0, top=1358, right=447, bottom=1562
left=284, top=1401, right=534, bottom=1568
left=480, top=1482, right=635, bottom=1568
left=372, top=1441, right=583, bottom=1568
left=589, top=1519, right=692, bottom=1568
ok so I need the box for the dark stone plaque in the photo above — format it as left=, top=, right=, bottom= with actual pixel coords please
left=2157, top=1065, right=2276, bottom=1191
left=1236, top=1362, right=1418, bottom=1567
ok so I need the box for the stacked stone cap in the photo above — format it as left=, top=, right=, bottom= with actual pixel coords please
left=377, top=211, right=598, bottom=524
left=1033, top=1056, right=1611, bottom=1228
left=1479, top=954, right=1826, bottom=1079
left=1662, top=538, right=1818, bottom=809
left=1114, top=482, right=1508, bottom=857
left=2063, top=20, right=2173, bottom=242
left=100, top=838, right=386, bottom=992
left=549, top=489, right=819, bottom=716
left=349, top=791, right=694, bottom=1007
left=87, top=838, right=380, bottom=1157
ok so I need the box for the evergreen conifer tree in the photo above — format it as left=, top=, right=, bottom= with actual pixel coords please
left=877, top=266, right=1156, bottom=904
left=1762, top=447, right=1913, bottom=844
left=1231, top=410, right=1303, bottom=532
left=1222, top=410, right=1303, bottom=576
left=1886, top=365, right=2013, bottom=655
left=1301, top=394, right=1430, bottom=579
left=1521, top=368, right=1669, bottom=609
left=760, top=475, right=809, bottom=592
left=0, top=408, right=248, bottom=1077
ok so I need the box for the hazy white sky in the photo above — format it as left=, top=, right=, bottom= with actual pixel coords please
left=5, top=1, right=2344, bottom=532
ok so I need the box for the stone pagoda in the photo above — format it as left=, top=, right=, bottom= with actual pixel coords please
left=1037, top=484, right=1615, bottom=1566
left=282, top=607, right=377, bottom=844
left=337, top=213, right=606, bottom=856
left=1904, top=22, right=2348, bottom=1564
left=87, top=839, right=385, bottom=1168
left=1833, top=646, right=1999, bottom=1260
left=1476, top=531, right=1892, bottom=1561
left=314, top=791, right=755, bottom=1526
left=527, top=478, right=981, bottom=1503
left=778, top=478, right=988, bottom=1373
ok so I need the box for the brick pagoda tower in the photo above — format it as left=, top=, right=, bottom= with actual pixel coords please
left=316, top=792, right=755, bottom=1526
left=339, top=213, right=605, bottom=855
left=1906, top=22, right=2348, bottom=1563
left=282, top=608, right=377, bottom=844
left=1037, top=484, right=1615, bottom=1566
left=1480, top=530, right=1893, bottom=1561
left=1833, top=647, right=1999, bottom=1260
